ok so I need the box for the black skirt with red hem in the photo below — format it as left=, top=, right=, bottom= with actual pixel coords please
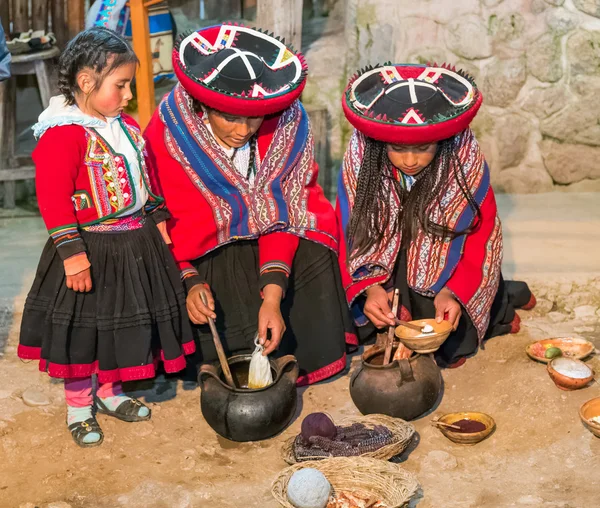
left=18, top=220, right=195, bottom=383
left=187, top=239, right=354, bottom=386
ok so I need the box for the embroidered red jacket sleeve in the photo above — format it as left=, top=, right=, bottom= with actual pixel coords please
left=445, top=186, right=502, bottom=308
left=33, top=126, right=88, bottom=261
left=258, top=231, right=300, bottom=293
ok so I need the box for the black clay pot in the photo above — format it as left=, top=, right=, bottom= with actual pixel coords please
left=349, top=346, right=442, bottom=421
left=198, top=354, right=299, bottom=442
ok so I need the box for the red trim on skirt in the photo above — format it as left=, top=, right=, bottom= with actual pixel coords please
left=17, top=341, right=196, bottom=383
left=345, top=332, right=359, bottom=346
left=296, top=353, right=347, bottom=387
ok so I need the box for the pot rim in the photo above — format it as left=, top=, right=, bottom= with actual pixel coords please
left=199, top=354, right=298, bottom=393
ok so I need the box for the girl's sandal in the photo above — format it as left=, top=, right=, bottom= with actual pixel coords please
left=68, top=417, right=104, bottom=448
left=95, top=396, right=152, bottom=423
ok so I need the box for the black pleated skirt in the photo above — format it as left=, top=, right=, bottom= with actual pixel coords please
left=188, top=239, right=354, bottom=385
left=18, top=221, right=195, bottom=382
left=357, top=251, right=533, bottom=366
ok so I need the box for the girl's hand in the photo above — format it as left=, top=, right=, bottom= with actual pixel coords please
left=434, top=287, right=462, bottom=330
left=66, top=268, right=92, bottom=292
left=258, top=284, right=286, bottom=356
left=186, top=283, right=216, bottom=324
left=364, top=285, right=396, bottom=328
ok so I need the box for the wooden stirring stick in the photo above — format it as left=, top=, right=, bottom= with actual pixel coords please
left=395, top=319, right=427, bottom=333
left=431, top=421, right=461, bottom=431
left=383, top=289, right=400, bottom=365
left=200, top=291, right=235, bottom=388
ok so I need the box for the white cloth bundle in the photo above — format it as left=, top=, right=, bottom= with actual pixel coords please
left=248, top=335, right=273, bottom=389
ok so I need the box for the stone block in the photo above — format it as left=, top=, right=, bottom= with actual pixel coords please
left=494, top=164, right=554, bottom=193
left=445, top=14, right=493, bottom=60
left=541, top=99, right=600, bottom=146
left=541, top=140, right=600, bottom=184
left=522, top=85, right=569, bottom=119
left=573, top=0, right=600, bottom=17
left=481, top=56, right=527, bottom=107
left=528, top=33, right=563, bottom=83
left=546, top=7, right=579, bottom=35
left=494, top=114, right=532, bottom=169
left=567, top=30, right=600, bottom=77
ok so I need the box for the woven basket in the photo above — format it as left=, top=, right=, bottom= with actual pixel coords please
left=281, top=414, right=415, bottom=465
left=271, top=456, right=419, bottom=508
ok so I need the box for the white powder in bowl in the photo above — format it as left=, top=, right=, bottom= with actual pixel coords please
left=422, top=324, right=434, bottom=333
left=552, top=358, right=592, bottom=379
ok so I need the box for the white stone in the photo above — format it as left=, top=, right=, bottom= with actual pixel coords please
left=423, top=450, right=458, bottom=471
left=547, top=312, right=569, bottom=323
left=22, top=387, right=51, bottom=407
left=573, top=305, right=598, bottom=319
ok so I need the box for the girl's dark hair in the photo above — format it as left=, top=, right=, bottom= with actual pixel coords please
left=347, top=137, right=482, bottom=260
left=58, top=26, right=139, bottom=105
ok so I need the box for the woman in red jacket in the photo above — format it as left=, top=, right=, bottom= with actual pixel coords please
left=337, top=63, right=536, bottom=368
left=145, top=24, right=354, bottom=385
left=18, top=28, right=194, bottom=447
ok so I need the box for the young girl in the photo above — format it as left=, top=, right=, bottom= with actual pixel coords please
left=17, top=27, right=194, bottom=447
left=337, top=63, right=535, bottom=368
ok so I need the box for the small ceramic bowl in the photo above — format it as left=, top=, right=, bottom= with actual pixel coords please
left=526, top=337, right=595, bottom=364
left=547, top=357, right=594, bottom=391
left=434, top=412, right=496, bottom=445
left=580, top=396, right=600, bottom=438
left=395, top=318, right=453, bottom=354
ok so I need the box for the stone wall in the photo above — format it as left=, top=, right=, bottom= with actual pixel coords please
left=302, top=0, right=600, bottom=193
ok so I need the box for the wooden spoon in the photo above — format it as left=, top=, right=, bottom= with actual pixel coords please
left=383, top=289, right=400, bottom=365
left=396, top=319, right=431, bottom=333
left=431, top=421, right=461, bottom=431
left=200, top=291, right=235, bottom=388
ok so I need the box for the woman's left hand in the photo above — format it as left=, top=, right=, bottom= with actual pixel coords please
left=433, top=287, right=462, bottom=330
left=258, top=284, right=286, bottom=356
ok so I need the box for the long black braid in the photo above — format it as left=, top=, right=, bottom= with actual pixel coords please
left=347, top=136, right=482, bottom=260
left=58, top=26, right=138, bottom=106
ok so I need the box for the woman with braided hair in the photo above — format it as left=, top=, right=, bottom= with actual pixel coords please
left=18, top=27, right=194, bottom=447
left=337, top=64, right=536, bottom=368
left=144, top=24, right=354, bottom=385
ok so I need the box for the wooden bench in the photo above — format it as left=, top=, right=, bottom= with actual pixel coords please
left=0, top=47, right=60, bottom=208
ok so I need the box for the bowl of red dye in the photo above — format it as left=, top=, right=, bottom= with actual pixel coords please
left=434, top=412, right=496, bottom=445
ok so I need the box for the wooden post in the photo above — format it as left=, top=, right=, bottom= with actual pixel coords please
left=67, top=0, right=85, bottom=40
left=306, top=107, right=333, bottom=200
left=52, top=0, right=68, bottom=48
left=0, top=0, right=10, bottom=35
left=32, top=0, right=49, bottom=31
left=13, top=0, right=30, bottom=32
left=256, top=0, right=303, bottom=51
left=203, top=0, right=242, bottom=20
left=129, top=0, right=155, bottom=129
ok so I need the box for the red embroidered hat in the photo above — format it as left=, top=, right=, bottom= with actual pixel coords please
left=342, top=63, right=483, bottom=145
left=173, top=23, right=308, bottom=116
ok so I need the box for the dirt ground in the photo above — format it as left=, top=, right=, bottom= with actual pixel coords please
left=0, top=275, right=599, bottom=508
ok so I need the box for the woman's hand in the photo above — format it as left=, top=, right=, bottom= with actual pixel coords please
left=258, top=284, right=286, bottom=356
left=364, top=285, right=396, bottom=328
left=66, top=268, right=92, bottom=292
left=186, top=283, right=216, bottom=325
left=434, top=287, right=462, bottom=330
